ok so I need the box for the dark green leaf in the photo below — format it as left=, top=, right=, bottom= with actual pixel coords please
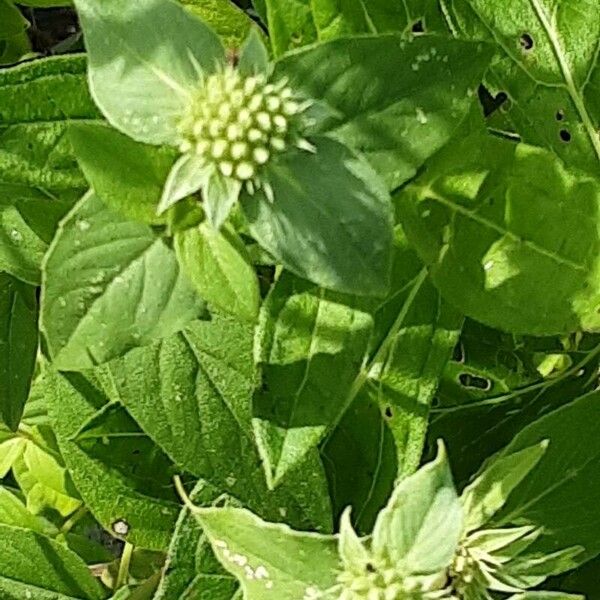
left=494, top=389, right=600, bottom=563
left=243, top=136, right=394, bottom=296
left=0, top=273, right=38, bottom=430
left=106, top=313, right=333, bottom=531
left=275, top=35, right=493, bottom=189
left=43, top=368, right=180, bottom=550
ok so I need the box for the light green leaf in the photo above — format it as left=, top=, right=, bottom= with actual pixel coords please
left=106, top=313, right=333, bottom=530
left=238, top=27, right=270, bottom=76
left=204, top=170, right=242, bottom=229
left=372, top=444, right=462, bottom=575
left=0, top=435, right=25, bottom=477
left=494, top=389, right=600, bottom=563
left=461, top=442, right=548, bottom=533
left=503, top=546, right=584, bottom=589
left=182, top=0, right=257, bottom=48
left=69, top=122, right=177, bottom=224
left=195, top=506, right=339, bottom=599
left=253, top=273, right=373, bottom=487
left=175, top=223, right=260, bottom=322
left=264, top=0, right=317, bottom=56
left=75, top=0, right=226, bottom=144
left=338, top=508, right=369, bottom=567
left=42, top=367, right=180, bottom=550
left=0, top=273, right=38, bottom=430
left=15, top=438, right=82, bottom=517
left=0, top=523, right=107, bottom=599
left=275, top=35, right=492, bottom=189
left=0, top=55, right=98, bottom=203
left=154, top=482, right=239, bottom=600
left=311, top=0, right=406, bottom=39
left=41, top=192, right=206, bottom=371
left=243, top=136, right=393, bottom=296
left=445, top=0, right=600, bottom=176
left=0, top=487, right=56, bottom=535
left=398, top=126, right=600, bottom=335
left=159, top=154, right=211, bottom=215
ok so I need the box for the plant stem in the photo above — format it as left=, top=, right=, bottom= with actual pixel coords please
left=115, top=542, right=134, bottom=591
left=60, top=506, right=88, bottom=535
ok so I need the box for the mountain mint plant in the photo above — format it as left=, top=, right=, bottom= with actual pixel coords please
left=1, top=0, right=600, bottom=598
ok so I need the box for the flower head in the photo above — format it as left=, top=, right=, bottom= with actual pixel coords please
left=178, top=66, right=309, bottom=187
left=160, top=64, right=315, bottom=225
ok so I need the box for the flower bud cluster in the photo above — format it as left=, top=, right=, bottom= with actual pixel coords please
left=178, top=67, right=309, bottom=187
left=338, top=557, right=449, bottom=600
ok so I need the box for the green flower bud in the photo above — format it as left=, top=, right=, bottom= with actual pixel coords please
left=177, top=66, right=313, bottom=193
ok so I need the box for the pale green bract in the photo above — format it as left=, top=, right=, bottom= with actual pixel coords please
left=186, top=442, right=584, bottom=600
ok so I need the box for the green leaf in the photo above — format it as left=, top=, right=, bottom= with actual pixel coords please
left=321, top=390, right=397, bottom=534
left=106, top=313, right=334, bottom=530
left=243, top=136, right=393, bottom=296
left=175, top=223, right=260, bottom=322
left=311, top=0, right=407, bottom=39
left=366, top=233, right=462, bottom=477
left=0, top=0, right=28, bottom=39
left=397, top=126, right=600, bottom=335
left=154, top=482, right=239, bottom=600
left=338, top=508, right=369, bottom=567
left=372, top=444, right=462, bottom=574
left=0, top=55, right=98, bottom=203
left=14, top=435, right=82, bottom=517
left=0, top=273, right=38, bottom=430
left=69, top=122, right=177, bottom=224
left=493, top=389, right=600, bottom=564
left=182, top=0, right=258, bottom=48
left=275, top=35, right=493, bottom=189
left=195, top=506, right=339, bottom=599
left=461, top=442, right=548, bottom=533
left=445, top=0, right=600, bottom=176
left=0, top=487, right=56, bottom=535
left=0, top=523, right=107, bottom=599
left=238, top=27, right=270, bottom=76
left=264, top=0, right=317, bottom=56
left=0, top=202, right=48, bottom=284
left=0, top=28, right=31, bottom=67
left=74, top=403, right=180, bottom=502
left=0, top=434, right=25, bottom=477
left=158, top=154, right=211, bottom=216
left=75, top=0, right=225, bottom=145
left=41, top=192, right=206, bottom=371
left=42, top=368, right=180, bottom=550
left=253, top=273, right=373, bottom=487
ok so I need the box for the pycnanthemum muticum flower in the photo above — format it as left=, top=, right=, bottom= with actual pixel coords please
left=158, top=59, right=316, bottom=228
left=177, top=67, right=313, bottom=188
